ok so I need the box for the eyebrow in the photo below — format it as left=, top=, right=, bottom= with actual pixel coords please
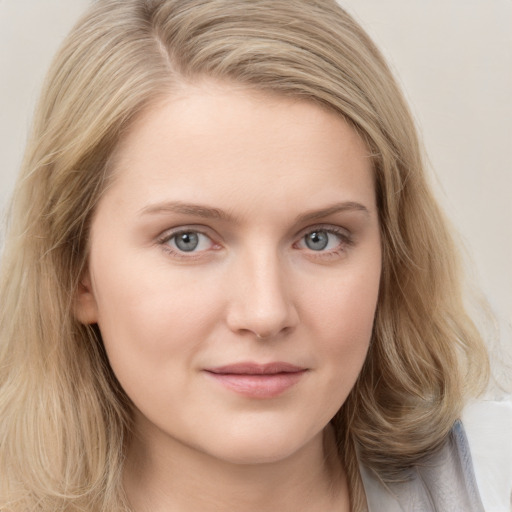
left=139, top=201, right=232, bottom=221
left=138, top=200, right=370, bottom=223
left=295, top=202, right=370, bottom=223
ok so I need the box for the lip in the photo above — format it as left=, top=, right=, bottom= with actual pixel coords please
left=204, top=362, right=307, bottom=399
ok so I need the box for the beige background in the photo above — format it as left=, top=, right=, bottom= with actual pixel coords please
left=1, top=1, right=511, bottom=509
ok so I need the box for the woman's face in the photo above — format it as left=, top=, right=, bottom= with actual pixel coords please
left=77, top=83, right=381, bottom=465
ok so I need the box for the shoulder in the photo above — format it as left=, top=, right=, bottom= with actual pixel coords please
left=359, top=420, right=487, bottom=511
left=463, top=398, right=512, bottom=512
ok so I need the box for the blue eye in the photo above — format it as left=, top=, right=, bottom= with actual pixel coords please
left=167, top=231, right=212, bottom=253
left=174, top=232, right=199, bottom=252
left=298, top=228, right=347, bottom=252
left=304, top=231, right=329, bottom=251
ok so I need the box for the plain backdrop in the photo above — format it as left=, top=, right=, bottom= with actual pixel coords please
left=1, top=1, right=511, bottom=509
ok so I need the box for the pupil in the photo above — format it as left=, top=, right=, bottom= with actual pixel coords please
left=306, top=231, right=328, bottom=251
left=176, top=232, right=199, bottom=252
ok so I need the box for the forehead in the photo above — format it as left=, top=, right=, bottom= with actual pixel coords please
left=102, top=83, right=376, bottom=221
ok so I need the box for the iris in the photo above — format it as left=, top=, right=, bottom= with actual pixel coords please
left=305, top=231, right=329, bottom=251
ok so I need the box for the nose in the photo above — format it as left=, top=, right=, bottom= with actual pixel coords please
left=225, top=247, right=299, bottom=340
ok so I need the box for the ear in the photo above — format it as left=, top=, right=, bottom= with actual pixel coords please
left=74, top=270, right=99, bottom=325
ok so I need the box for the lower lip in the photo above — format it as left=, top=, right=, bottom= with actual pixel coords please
left=205, top=371, right=306, bottom=399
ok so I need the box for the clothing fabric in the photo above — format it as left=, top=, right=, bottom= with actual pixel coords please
left=462, top=398, right=512, bottom=511
left=359, top=421, right=485, bottom=512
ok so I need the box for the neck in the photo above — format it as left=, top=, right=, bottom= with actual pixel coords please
left=123, top=420, right=350, bottom=512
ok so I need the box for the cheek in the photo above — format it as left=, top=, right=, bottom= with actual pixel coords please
left=92, top=248, right=220, bottom=336
left=307, top=260, right=380, bottom=336
left=89, top=254, right=226, bottom=395
left=304, top=261, right=380, bottom=390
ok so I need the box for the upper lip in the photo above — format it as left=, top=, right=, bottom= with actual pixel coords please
left=205, top=362, right=306, bottom=375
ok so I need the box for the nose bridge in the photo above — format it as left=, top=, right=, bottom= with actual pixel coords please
left=226, top=242, right=297, bottom=338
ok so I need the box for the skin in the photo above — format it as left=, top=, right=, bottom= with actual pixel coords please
left=76, top=82, right=381, bottom=511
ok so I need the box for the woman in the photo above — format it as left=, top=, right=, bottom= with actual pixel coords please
left=0, top=1, right=490, bottom=510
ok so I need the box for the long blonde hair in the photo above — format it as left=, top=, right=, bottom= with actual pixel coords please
left=0, top=1, right=488, bottom=510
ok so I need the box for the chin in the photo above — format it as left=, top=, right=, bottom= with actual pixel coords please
left=201, top=426, right=320, bottom=466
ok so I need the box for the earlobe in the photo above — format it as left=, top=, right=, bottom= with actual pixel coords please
left=74, top=272, right=99, bottom=325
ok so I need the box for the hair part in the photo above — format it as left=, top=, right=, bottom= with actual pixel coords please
left=0, top=1, right=488, bottom=510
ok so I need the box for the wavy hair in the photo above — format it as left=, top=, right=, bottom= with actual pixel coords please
left=0, top=1, right=488, bottom=510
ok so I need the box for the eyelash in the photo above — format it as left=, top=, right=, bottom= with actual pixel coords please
left=293, top=225, right=354, bottom=261
left=157, top=228, right=219, bottom=260
left=156, top=224, right=354, bottom=260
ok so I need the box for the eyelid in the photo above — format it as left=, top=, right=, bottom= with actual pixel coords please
left=294, top=224, right=354, bottom=252
left=156, top=226, right=221, bottom=258
left=154, top=223, right=354, bottom=260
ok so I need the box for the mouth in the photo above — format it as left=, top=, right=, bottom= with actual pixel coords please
left=203, top=362, right=308, bottom=399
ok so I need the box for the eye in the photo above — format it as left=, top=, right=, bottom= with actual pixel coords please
left=304, top=231, right=331, bottom=251
left=296, top=227, right=351, bottom=253
left=163, top=230, right=214, bottom=253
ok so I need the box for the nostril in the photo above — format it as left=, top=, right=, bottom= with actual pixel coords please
left=224, top=261, right=299, bottom=338
left=254, top=324, right=295, bottom=340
